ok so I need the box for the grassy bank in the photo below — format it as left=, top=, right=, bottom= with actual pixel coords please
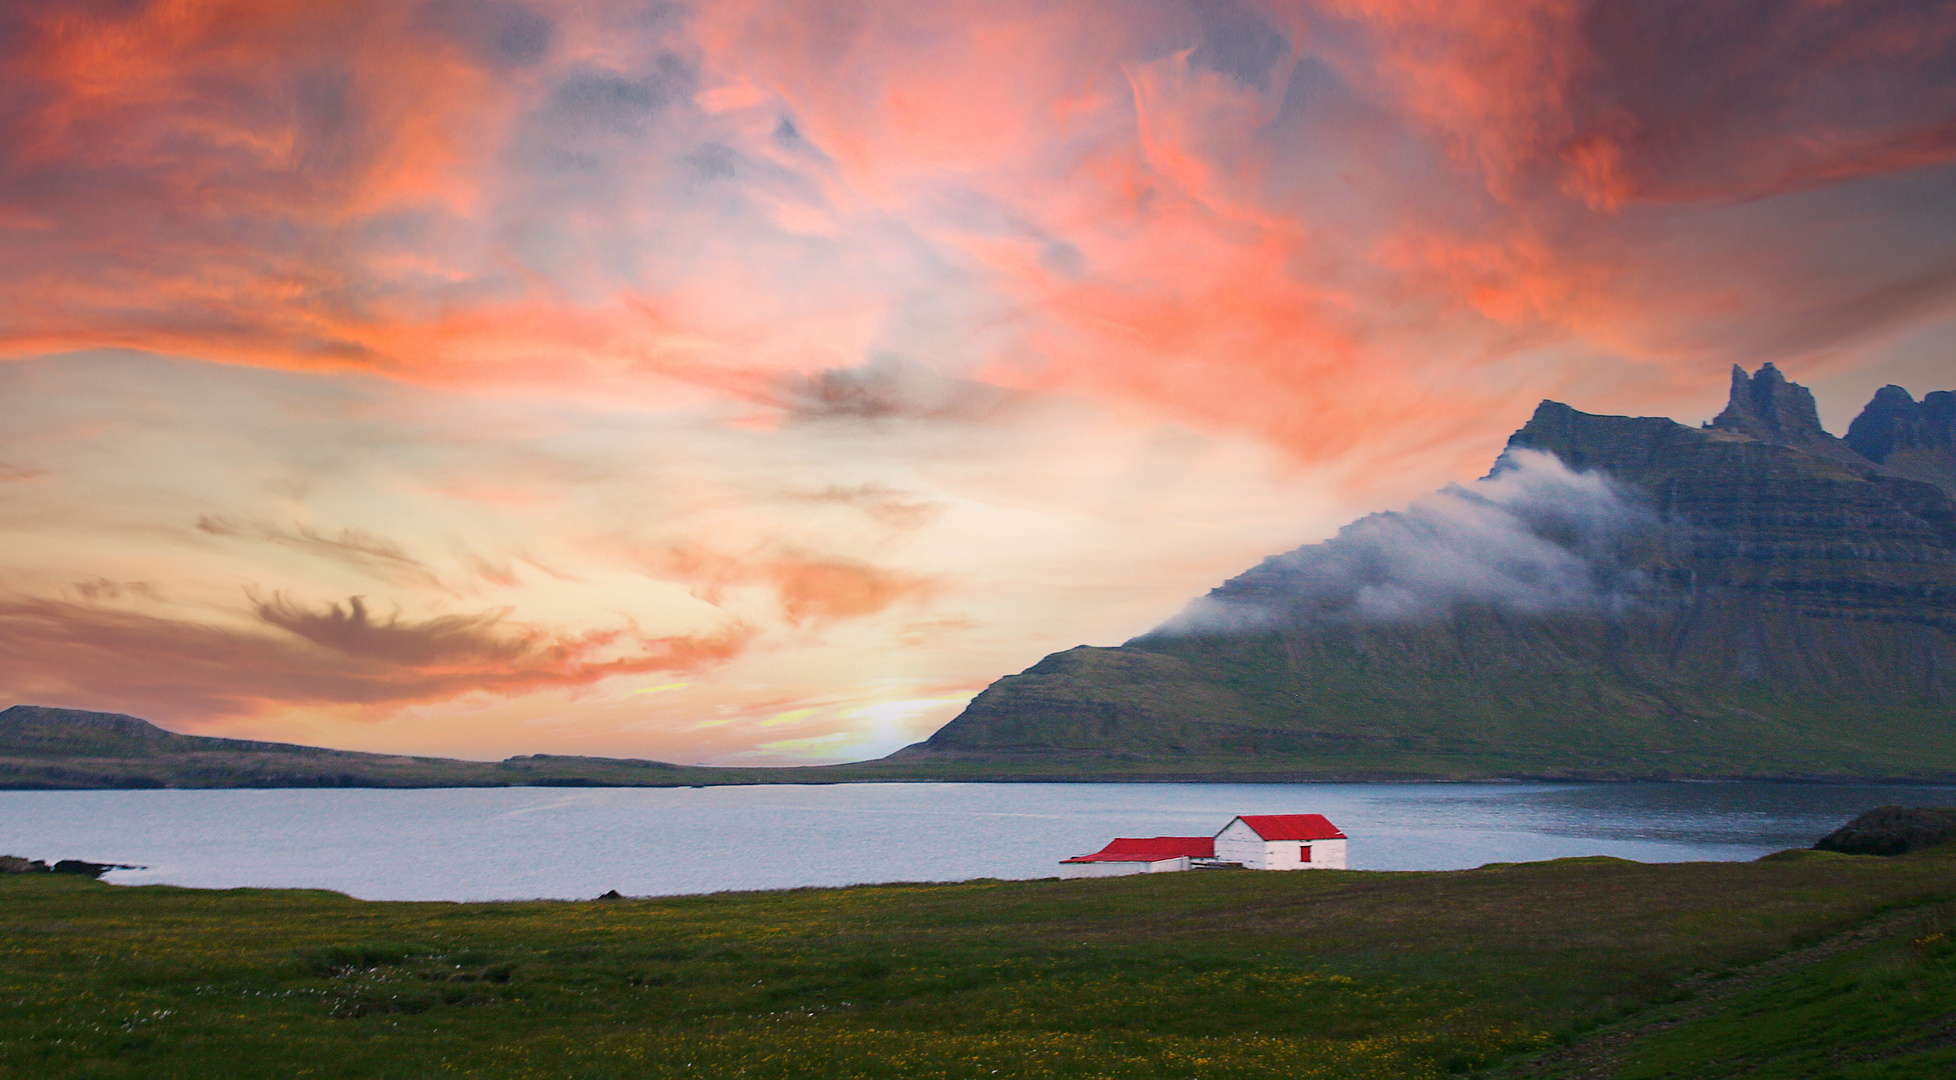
left=5, top=850, right=1956, bottom=1078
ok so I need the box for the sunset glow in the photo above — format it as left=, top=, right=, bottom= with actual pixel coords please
left=4, top=0, right=1954, bottom=762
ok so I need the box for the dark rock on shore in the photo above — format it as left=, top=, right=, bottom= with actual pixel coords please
left=52, top=860, right=136, bottom=877
left=0, top=856, right=142, bottom=877
left=1813, top=806, right=1956, bottom=856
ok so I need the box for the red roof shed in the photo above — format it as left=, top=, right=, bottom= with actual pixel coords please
left=1229, top=814, right=1347, bottom=841
left=1062, top=836, right=1216, bottom=863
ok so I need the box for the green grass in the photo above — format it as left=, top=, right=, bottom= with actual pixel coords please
left=1494, top=898, right=1956, bottom=1079
left=6, top=850, right=1956, bottom=1078
left=1617, top=940, right=1956, bottom=1079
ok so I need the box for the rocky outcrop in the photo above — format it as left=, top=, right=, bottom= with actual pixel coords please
left=1813, top=806, right=1956, bottom=856
left=0, top=856, right=141, bottom=876
left=51, top=859, right=138, bottom=877
left=903, top=366, right=1956, bottom=779
left=1507, top=403, right=1956, bottom=629
left=1845, top=385, right=1956, bottom=495
left=1709, top=362, right=1871, bottom=469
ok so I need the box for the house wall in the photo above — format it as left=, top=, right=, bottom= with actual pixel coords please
left=1310, top=838, right=1349, bottom=869
left=1058, top=856, right=1190, bottom=878
left=1214, top=820, right=1266, bottom=866
left=1214, top=820, right=1348, bottom=870
left=1059, top=860, right=1149, bottom=878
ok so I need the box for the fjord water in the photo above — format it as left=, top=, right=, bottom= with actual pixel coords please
left=1, top=782, right=1946, bottom=902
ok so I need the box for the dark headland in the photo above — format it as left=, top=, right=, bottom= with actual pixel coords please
left=8, top=365, right=1955, bottom=789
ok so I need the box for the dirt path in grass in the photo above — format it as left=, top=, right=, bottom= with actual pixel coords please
left=1492, top=905, right=1935, bottom=1080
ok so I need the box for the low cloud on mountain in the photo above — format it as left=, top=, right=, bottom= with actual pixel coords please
left=1153, top=450, right=1662, bottom=636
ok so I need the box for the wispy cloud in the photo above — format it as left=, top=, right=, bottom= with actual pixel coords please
left=0, top=2, right=1952, bottom=759
left=198, top=517, right=446, bottom=590
left=4, top=2, right=1952, bottom=432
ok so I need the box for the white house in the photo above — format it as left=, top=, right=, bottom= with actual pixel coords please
left=1059, top=836, right=1215, bottom=877
left=1212, top=814, right=1348, bottom=870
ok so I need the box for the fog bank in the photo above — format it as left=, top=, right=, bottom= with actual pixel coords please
left=1150, top=450, right=1663, bottom=636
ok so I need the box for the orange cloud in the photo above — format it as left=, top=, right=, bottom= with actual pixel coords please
left=6, top=0, right=1953, bottom=459
left=3, top=0, right=1956, bottom=758
left=636, top=540, right=934, bottom=626
left=765, top=554, right=934, bottom=624
left=0, top=591, right=753, bottom=725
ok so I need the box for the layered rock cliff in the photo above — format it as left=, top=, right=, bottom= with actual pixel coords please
left=898, top=365, right=1956, bottom=780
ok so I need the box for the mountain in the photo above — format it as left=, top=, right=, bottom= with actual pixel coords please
left=0, top=704, right=885, bottom=789
left=1844, top=384, right=1956, bottom=494
left=896, top=364, right=1956, bottom=780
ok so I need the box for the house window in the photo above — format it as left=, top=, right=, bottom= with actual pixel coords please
left=1299, top=845, right=1311, bottom=863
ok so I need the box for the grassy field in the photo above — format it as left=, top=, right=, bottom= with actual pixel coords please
left=6, top=850, right=1956, bottom=1079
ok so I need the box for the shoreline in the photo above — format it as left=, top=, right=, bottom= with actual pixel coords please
left=11, top=770, right=1956, bottom=791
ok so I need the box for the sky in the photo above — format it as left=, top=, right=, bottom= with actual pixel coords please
left=3, top=0, right=1955, bottom=764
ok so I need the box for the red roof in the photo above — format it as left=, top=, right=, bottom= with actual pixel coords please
left=1062, top=836, right=1215, bottom=863
left=1229, top=814, right=1346, bottom=841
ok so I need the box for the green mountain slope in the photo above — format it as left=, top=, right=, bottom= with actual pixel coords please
left=901, top=365, right=1956, bottom=780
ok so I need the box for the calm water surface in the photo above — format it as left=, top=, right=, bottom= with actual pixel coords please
left=2, top=782, right=1948, bottom=902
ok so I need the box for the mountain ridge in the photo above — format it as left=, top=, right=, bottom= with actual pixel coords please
left=900, top=364, right=1956, bottom=779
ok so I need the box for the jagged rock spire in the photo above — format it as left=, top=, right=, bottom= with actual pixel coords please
left=1710, top=363, right=1829, bottom=442
left=1708, top=362, right=1867, bottom=466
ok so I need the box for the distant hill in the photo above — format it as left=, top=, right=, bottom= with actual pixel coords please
left=4, top=703, right=1177, bottom=789
left=0, top=704, right=900, bottom=789
left=1, top=699, right=1362, bottom=789
left=896, top=364, right=1956, bottom=780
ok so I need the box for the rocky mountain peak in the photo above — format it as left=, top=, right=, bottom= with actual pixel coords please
left=1846, top=383, right=1956, bottom=492
left=1711, top=362, right=1822, bottom=440
left=1845, top=385, right=1927, bottom=463
left=1707, top=362, right=1871, bottom=467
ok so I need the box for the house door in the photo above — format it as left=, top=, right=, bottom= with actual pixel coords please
left=1299, top=845, right=1311, bottom=863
